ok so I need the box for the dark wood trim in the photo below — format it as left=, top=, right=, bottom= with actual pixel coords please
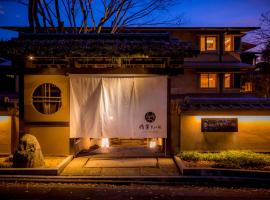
left=219, top=33, right=224, bottom=62
left=196, top=68, right=251, bottom=73
left=18, top=59, right=25, bottom=137
left=219, top=73, right=224, bottom=93
left=180, top=110, right=270, bottom=116
left=166, top=76, right=172, bottom=155
left=25, top=121, right=70, bottom=127
left=0, top=67, right=19, bottom=75
left=24, top=67, right=184, bottom=75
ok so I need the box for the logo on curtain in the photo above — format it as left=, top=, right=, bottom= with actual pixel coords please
left=145, top=112, right=156, bottom=123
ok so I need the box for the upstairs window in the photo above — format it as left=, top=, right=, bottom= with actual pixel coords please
left=225, top=36, right=233, bottom=51
left=224, top=73, right=241, bottom=89
left=200, top=73, right=217, bottom=88
left=200, top=36, right=217, bottom=51
left=224, top=73, right=233, bottom=88
left=242, top=82, right=253, bottom=92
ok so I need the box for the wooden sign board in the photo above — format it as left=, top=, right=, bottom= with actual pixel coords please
left=201, top=118, right=238, bottom=132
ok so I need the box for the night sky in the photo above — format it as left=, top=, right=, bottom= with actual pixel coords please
left=0, top=0, right=269, bottom=41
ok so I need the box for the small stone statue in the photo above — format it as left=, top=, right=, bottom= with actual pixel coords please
left=13, top=134, right=45, bottom=168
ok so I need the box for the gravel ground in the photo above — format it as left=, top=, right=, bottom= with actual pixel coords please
left=0, top=182, right=270, bottom=200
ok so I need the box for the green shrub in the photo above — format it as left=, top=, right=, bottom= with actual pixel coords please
left=178, top=151, right=270, bottom=169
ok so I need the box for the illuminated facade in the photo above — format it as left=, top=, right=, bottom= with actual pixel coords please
left=1, top=27, right=270, bottom=156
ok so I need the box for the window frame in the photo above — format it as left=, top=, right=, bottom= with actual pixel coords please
left=32, top=83, right=62, bottom=115
left=224, top=73, right=233, bottom=89
left=223, top=73, right=242, bottom=89
left=224, top=35, right=234, bottom=52
left=199, top=73, right=217, bottom=89
left=200, top=35, right=218, bottom=52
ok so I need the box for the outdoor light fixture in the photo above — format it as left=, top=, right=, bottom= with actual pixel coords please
left=101, top=138, right=110, bottom=148
left=149, top=139, right=157, bottom=148
left=28, top=55, right=34, bottom=60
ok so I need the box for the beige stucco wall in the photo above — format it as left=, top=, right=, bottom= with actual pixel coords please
left=0, top=116, right=11, bottom=154
left=26, top=126, right=70, bottom=155
left=180, top=115, right=270, bottom=152
left=24, top=75, right=70, bottom=155
left=24, top=75, right=69, bottom=122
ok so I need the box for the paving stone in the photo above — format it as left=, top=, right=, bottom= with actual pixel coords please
left=85, top=158, right=157, bottom=168
left=158, top=158, right=179, bottom=175
left=60, top=149, right=179, bottom=176
left=60, top=157, right=89, bottom=175
left=140, top=167, right=169, bottom=176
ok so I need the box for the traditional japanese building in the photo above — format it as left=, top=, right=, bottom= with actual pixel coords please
left=1, top=26, right=270, bottom=156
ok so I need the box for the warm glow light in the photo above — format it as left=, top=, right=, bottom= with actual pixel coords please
left=101, top=138, right=109, bottom=148
left=195, top=116, right=270, bottom=122
left=109, top=116, right=114, bottom=120
left=29, top=55, right=34, bottom=60
left=0, top=116, right=9, bottom=122
left=149, top=139, right=157, bottom=148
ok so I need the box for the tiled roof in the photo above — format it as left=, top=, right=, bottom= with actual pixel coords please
left=0, top=33, right=194, bottom=59
left=173, top=96, right=270, bottom=111
left=183, top=62, right=254, bottom=69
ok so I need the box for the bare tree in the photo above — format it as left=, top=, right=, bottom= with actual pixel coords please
left=20, top=0, right=182, bottom=33
left=250, top=11, right=270, bottom=97
left=253, top=62, right=270, bottom=98
left=258, top=11, right=270, bottom=42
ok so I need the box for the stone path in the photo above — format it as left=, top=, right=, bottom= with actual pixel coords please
left=77, top=146, right=165, bottom=158
left=85, top=158, right=157, bottom=168
left=60, top=157, right=179, bottom=176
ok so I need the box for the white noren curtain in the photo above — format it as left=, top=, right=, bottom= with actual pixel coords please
left=70, top=75, right=167, bottom=138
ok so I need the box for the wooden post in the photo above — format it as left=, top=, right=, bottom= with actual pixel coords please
left=219, top=33, right=224, bottom=63
left=166, top=76, right=172, bottom=155
left=18, top=57, right=25, bottom=138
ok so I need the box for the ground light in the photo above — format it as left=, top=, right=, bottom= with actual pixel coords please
left=149, top=139, right=157, bottom=148
left=101, top=138, right=110, bottom=148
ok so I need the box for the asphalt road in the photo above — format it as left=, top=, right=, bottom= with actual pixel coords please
left=0, top=182, right=270, bottom=200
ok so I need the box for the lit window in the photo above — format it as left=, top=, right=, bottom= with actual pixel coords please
left=225, top=36, right=233, bottom=51
left=200, top=36, right=206, bottom=51
left=206, top=37, right=217, bottom=51
left=224, top=73, right=232, bottom=88
left=200, top=73, right=217, bottom=88
left=243, top=82, right=253, bottom=92
left=200, top=36, right=217, bottom=51
left=32, top=83, right=62, bottom=114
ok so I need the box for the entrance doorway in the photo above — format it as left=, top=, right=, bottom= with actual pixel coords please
left=69, top=75, right=168, bottom=155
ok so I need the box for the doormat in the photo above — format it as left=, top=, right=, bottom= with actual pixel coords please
left=84, top=158, right=157, bottom=168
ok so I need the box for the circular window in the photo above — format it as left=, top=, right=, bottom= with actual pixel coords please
left=32, top=83, right=62, bottom=115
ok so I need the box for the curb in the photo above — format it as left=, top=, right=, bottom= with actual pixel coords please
left=0, top=155, right=73, bottom=176
left=173, top=155, right=270, bottom=179
left=1, top=175, right=270, bottom=187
